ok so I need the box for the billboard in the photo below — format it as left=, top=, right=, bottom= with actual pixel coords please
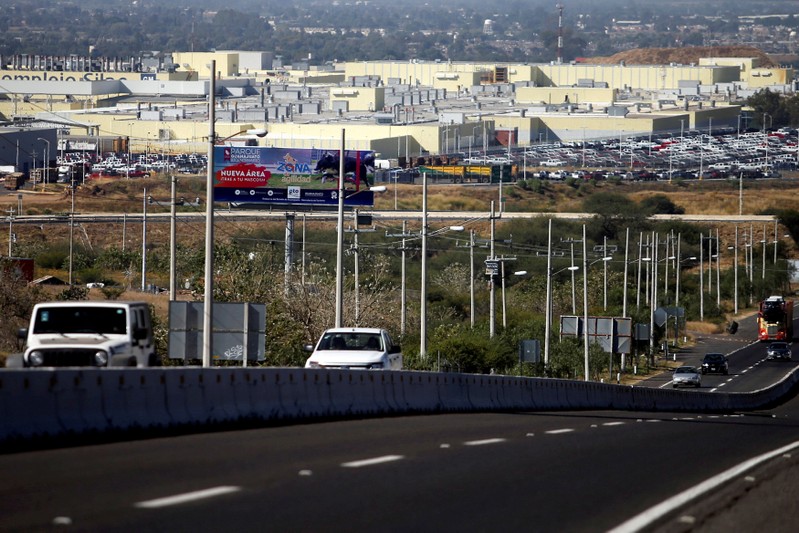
left=559, top=316, right=633, bottom=354
left=168, top=301, right=266, bottom=362
left=212, top=146, right=376, bottom=207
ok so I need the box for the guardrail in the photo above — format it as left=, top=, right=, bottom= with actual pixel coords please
left=1, top=367, right=797, bottom=451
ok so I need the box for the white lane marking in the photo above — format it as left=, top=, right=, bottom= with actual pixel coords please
left=545, top=428, right=575, bottom=435
left=608, top=440, right=799, bottom=533
left=603, top=422, right=625, bottom=426
left=135, top=486, right=241, bottom=509
left=341, top=455, right=404, bottom=468
left=440, top=443, right=451, bottom=448
left=298, top=470, right=313, bottom=476
left=464, top=438, right=507, bottom=446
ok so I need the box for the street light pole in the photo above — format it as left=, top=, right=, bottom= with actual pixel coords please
left=734, top=225, right=739, bottom=314
left=142, top=188, right=147, bottom=292
left=603, top=235, right=608, bottom=311
left=650, top=232, right=658, bottom=358
left=622, top=227, right=629, bottom=317
left=354, top=209, right=360, bottom=326
left=170, top=175, right=177, bottom=301
left=700, top=232, right=704, bottom=321
left=489, top=201, right=496, bottom=338
left=202, top=59, right=217, bottom=368
left=544, top=218, right=553, bottom=365
left=420, top=171, right=428, bottom=359
left=470, top=229, right=475, bottom=328
left=583, top=224, right=589, bottom=381
left=402, top=220, right=408, bottom=335
left=636, top=233, right=643, bottom=310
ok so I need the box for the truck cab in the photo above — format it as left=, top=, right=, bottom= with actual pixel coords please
left=11, top=301, right=158, bottom=368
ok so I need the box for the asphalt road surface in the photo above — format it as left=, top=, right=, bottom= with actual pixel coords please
left=1, top=400, right=798, bottom=531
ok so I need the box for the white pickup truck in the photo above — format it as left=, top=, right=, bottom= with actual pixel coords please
left=8, top=301, right=158, bottom=368
left=304, top=327, right=403, bottom=370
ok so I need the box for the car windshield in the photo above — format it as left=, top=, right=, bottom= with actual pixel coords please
left=703, top=354, right=724, bottom=361
left=33, top=306, right=127, bottom=335
left=319, top=333, right=383, bottom=351
left=675, top=367, right=696, bottom=374
left=770, top=343, right=788, bottom=350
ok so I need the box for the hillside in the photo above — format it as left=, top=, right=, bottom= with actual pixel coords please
left=587, top=46, right=776, bottom=67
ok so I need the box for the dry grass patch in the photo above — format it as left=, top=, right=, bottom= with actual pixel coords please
left=685, top=321, right=724, bottom=334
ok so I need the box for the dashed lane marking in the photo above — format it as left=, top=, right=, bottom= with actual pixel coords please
left=135, top=486, right=241, bottom=509
left=545, top=428, right=575, bottom=435
left=341, top=455, right=404, bottom=468
left=464, top=438, right=507, bottom=446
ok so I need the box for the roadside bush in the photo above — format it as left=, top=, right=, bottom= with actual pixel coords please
left=55, top=286, right=89, bottom=301
left=36, top=248, right=69, bottom=269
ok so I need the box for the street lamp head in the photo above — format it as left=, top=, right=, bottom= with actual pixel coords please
left=368, top=185, right=388, bottom=193
left=448, top=225, right=465, bottom=232
left=514, top=270, right=528, bottom=276
left=247, top=128, right=268, bottom=137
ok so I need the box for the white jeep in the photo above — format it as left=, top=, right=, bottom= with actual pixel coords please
left=9, top=301, right=158, bottom=368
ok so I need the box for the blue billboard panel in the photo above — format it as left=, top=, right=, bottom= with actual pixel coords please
left=212, top=146, right=375, bottom=207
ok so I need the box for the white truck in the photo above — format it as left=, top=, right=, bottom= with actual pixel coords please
left=304, top=327, right=403, bottom=370
left=8, top=301, right=158, bottom=368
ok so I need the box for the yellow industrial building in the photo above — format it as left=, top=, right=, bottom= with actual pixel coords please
left=0, top=53, right=793, bottom=159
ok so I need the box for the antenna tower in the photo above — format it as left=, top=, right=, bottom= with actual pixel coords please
left=556, top=4, right=564, bottom=64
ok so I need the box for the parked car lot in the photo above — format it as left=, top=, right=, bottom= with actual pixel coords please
left=510, top=129, right=799, bottom=180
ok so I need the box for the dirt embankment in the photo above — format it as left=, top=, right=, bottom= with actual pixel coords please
left=587, top=46, right=776, bottom=67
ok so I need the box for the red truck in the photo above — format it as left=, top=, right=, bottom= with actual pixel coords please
left=757, top=295, right=794, bottom=342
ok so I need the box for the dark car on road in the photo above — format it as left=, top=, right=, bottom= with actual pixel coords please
left=701, top=352, right=729, bottom=375
left=766, top=342, right=792, bottom=361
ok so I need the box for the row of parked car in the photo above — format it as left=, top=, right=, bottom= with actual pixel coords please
left=56, top=151, right=208, bottom=181
left=513, top=128, right=799, bottom=179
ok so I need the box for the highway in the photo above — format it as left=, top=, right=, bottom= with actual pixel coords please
left=640, top=315, right=799, bottom=395
left=1, top=405, right=797, bottom=531
left=2, top=317, right=797, bottom=532
left=2, top=371, right=799, bottom=530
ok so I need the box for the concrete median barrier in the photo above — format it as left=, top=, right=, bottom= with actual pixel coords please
left=2, top=365, right=798, bottom=449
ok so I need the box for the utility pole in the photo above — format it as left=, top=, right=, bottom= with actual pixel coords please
left=385, top=222, right=414, bottom=336
left=142, top=188, right=147, bottom=292
left=489, top=201, right=496, bottom=338
left=170, top=176, right=177, bottom=301
left=6, top=207, right=14, bottom=257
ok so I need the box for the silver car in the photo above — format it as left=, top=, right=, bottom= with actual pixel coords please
left=672, top=366, right=701, bottom=388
